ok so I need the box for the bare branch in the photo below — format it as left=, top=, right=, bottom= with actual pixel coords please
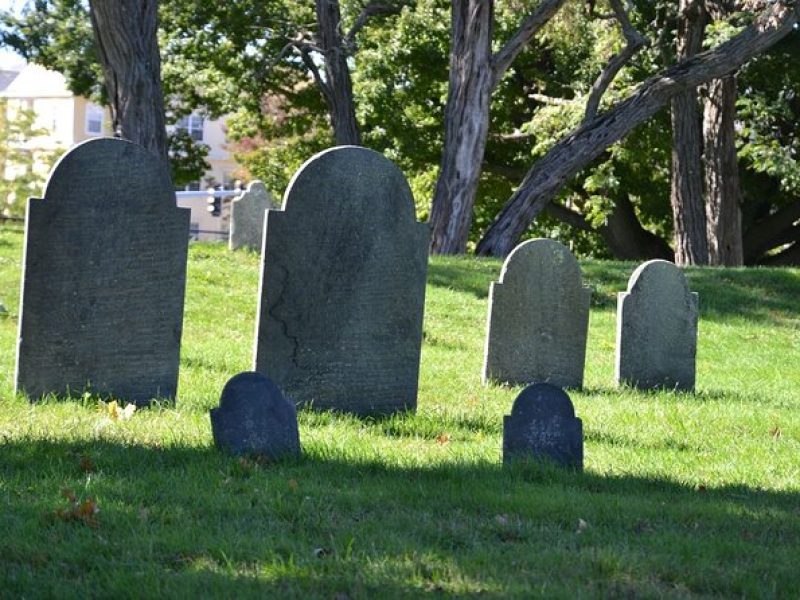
left=343, top=1, right=408, bottom=52
left=295, top=43, right=332, bottom=105
left=529, top=93, right=574, bottom=106
left=582, top=0, right=649, bottom=123
left=490, top=0, right=568, bottom=90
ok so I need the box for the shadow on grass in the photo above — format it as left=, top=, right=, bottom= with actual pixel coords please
left=1, top=438, right=798, bottom=596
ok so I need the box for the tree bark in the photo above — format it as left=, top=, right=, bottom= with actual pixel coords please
left=670, top=0, right=708, bottom=265
left=703, top=1, right=744, bottom=266
left=314, top=0, right=361, bottom=146
left=428, top=0, right=493, bottom=254
left=429, top=0, right=567, bottom=254
left=476, top=1, right=800, bottom=256
left=88, top=0, right=169, bottom=166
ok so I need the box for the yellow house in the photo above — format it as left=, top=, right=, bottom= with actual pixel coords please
left=0, top=62, right=241, bottom=239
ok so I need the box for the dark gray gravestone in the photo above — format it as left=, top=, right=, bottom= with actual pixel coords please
left=503, top=383, right=583, bottom=469
left=210, top=371, right=300, bottom=458
left=482, top=239, right=591, bottom=388
left=254, top=146, right=429, bottom=416
left=229, top=180, right=276, bottom=251
left=615, top=259, right=699, bottom=391
left=15, top=138, right=190, bottom=404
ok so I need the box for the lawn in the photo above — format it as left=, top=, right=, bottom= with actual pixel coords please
left=1, top=222, right=798, bottom=598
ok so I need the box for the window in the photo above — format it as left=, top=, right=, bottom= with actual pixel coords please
left=176, top=113, right=204, bottom=142
left=85, top=104, right=104, bottom=135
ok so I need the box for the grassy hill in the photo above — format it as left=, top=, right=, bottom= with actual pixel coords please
left=1, top=223, right=798, bottom=597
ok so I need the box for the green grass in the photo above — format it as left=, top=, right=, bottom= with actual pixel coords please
left=1, top=223, right=799, bottom=598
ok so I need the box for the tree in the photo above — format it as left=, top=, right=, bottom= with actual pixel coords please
left=476, top=1, right=800, bottom=256
left=0, top=100, right=63, bottom=218
left=670, top=0, right=709, bottom=265
left=429, top=0, right=568, bottom=254
left=88, top=0, right=169, bottom=166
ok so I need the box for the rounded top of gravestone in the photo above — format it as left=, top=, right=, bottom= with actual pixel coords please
left=626, top=259, right=690, bottom=295
left=281, top=146, right=417, bottom=223
left=236, top=180, right=269, bottom=199
left=498, top=238, right=583, bottom=286
left=43, top=137, right=173, bottom=206
left=219, top=371, right=288, bottom=410
left=509, top=383, right=576, bottom=420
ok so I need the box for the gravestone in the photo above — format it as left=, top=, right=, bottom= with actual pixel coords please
left=482, top=238, right=591, bottom=388
left=503, top=383, right=583, bottom=469
left=229, top=180, right=276, bottom=251
left=210, top=371, right=300, bottom=459
left=254, top=146, right=429, bottom=416
left=615, top=259, right=699, bottom=391
left=15, top=138, right=190, bottom=404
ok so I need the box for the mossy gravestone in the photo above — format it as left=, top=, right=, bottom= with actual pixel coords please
left=254, top=146, right=429, bottom=416
left=503, top=383, right=583, bottom=469
left=482, top=239, right=591, bottom=388
left=15, top=138, right=190, bottom=404
left=229, top=180, right=277, bottom=251
left=210, top=372, right=300, bottom=459
left=615, top=259, right=699, bottom=391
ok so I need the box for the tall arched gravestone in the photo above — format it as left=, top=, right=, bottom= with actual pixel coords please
left=15, top=138, right=190, bottom=404
left=253, top=146, right=429, bottom=416
left=482, top=239, right=591, bottom=388
left=615, top=260, right=699, bottom=391
left=229, top=181, right=277, bottom=251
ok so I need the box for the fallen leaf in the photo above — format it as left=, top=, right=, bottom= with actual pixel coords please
left=770, top=426, right=781, bottom=439
left=79, top=456, right=95, bottom=473
left=54, top=492, right=99, bottom=527
left=288, top=479, right=299, bottom=492
left=576, top=518, right=588, bottom=534
left=435, top=433, right=450, bottom=445
left=104, top=400, right=137, bottom=421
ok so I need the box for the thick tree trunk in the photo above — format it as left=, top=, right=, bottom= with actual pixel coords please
left=88, top=0, right=169, bottom=166
left=670, top=0, right=708, bottom=265
left=703, top=1, right=744, bottom=266
left=476, top=2, right=800, bottom=256
left=315, top=0, right=361, bottom=146
left=429, top=0, right=493, bottom=254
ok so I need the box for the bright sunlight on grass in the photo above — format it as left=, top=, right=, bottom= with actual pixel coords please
left=1, top=223, right=798, bottom=597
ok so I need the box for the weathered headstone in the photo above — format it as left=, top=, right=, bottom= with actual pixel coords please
left=482, top=238, right=591, bottom=388
left=615, top=259, right=699, bottom=391
left=254, top=146, right=429, bottom=416
left=229, top=180, right=276, bottom=251
left=503, top=383, right=583, bottom=469
left=15, top=138, right=190, bottom=404
left=210, top=371, right=300, bottom=459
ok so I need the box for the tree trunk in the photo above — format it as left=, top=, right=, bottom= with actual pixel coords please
left=670, top=0, right=708, bottom=265
left=476, top=2, right=800, bottom=257
left=703, top=1, right=744, bottom=266
left=429, top=0, right=493, bottom=254
left=429, top=0, right=568, bottom=254
left=315, top=0, right=361, bottom=146
left=88, top=0, right=169, bottom=166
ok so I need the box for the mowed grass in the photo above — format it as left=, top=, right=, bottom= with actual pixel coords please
left=0, top=223, right=799, bottom=598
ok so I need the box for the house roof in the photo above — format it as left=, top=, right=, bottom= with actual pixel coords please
left=0, top=63, right=72, bottom=98
left=0, top=70, right=19, bottom=92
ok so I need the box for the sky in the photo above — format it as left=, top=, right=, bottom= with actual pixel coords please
left=0, top=0, right=26, bottom=70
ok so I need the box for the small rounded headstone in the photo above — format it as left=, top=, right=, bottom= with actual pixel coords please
left=503, top=383, right=583, bottom=469
left=210, top=371, right=300, bottom=459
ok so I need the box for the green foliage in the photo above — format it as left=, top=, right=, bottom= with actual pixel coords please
left=0, top=99, right=63, bottom=217
left=167, top=129, right=211, bottom=188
